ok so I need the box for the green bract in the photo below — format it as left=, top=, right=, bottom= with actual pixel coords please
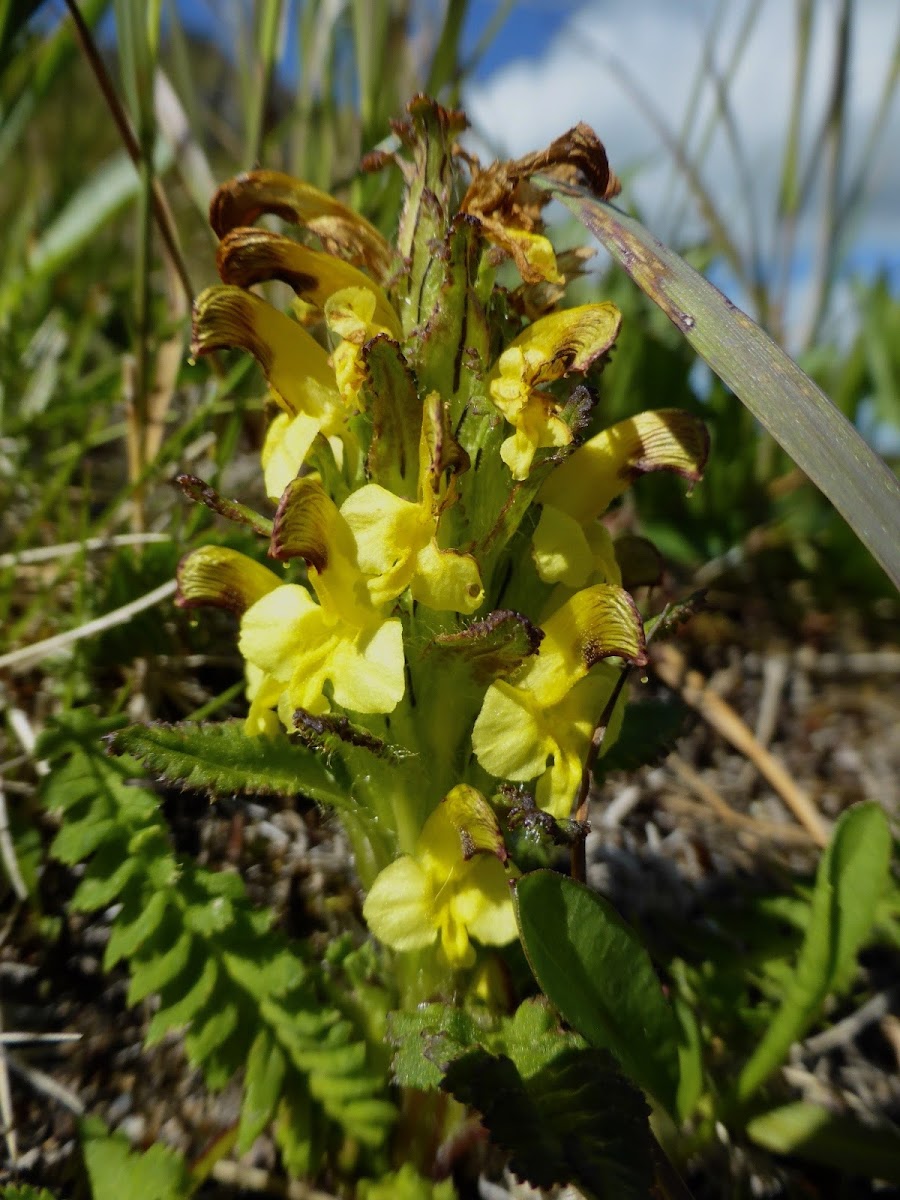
left=177, top=98, right=709, bottom=962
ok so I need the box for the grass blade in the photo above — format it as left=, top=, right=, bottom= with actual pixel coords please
left=541, top=177, right=900, bottom=590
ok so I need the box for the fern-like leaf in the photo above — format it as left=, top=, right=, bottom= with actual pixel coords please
left=41, top=712, right=395, bottom=1174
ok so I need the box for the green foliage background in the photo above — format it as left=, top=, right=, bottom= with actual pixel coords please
left=1, top=2, right=898, bottom=1197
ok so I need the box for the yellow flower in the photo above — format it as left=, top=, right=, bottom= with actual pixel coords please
left=533, top=409, right=710, bottom=588
left=471, top=585, right=647, bottom=817
left=192, top=285, right=349, bottom=500
left=239, top=477, right=405, bottom=722
left=340, top=394, right=484, bottom=613
left=325, top=286, right=399, bottom=409
left=363, top=787, right=517, bottom=969
left=488, top=303, right=621, bottom=480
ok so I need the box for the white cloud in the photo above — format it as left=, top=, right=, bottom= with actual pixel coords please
left=464, top=0, right=900, bottom=339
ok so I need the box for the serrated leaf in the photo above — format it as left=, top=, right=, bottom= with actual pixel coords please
left=498, top=997, right=584, bottom=1078
left=388, top=1005, right=483, bottom=1090
left=105, top=888, right=170, bottom=968
left=515, top=870, right=681, bottom=1116
left=737, top=802, right=892, bottom=1102
left=747, top=1101, right=900, bottom=1183
left=146, top=956, right=219, bottom=1046
left=50, top=805, right=116, bottom=864
left=275, top=1078, right=316, bottom=1179
left=359, top=335, right=422, bottom=500
left=184, top=997, right=240, bottom=1069
left=543, top=177, right=900, bottom=589
left=237, top=1030, right=287, bottom=1153
left=71, top=839, right=141, bottom=911
left=107, top=720, right=347, bottom=807
left=127, top=929, right=195, bottom=1005
left=80, top=1117, right=190, bottom=1200
left=594, top=697, right=691, bottom=780
left=442, top=1047, right=652, bottom=1199
left=222, top=946, right=305, bottom=997
left=105, top=888, right=164, bottom=969
left=357, top=1164, right=457, bottom=1200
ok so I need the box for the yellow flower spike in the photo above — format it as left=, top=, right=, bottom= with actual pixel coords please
left=209, top=169, right=395, bottom=281
left=340, top=395, right=484, bottom=613
left=488, top=302, right=621, bottom=479
left=175, top=545, right=282, bottom=614
left=540, top=408, right=710, bottom=526
left=363, top=786, right=517, bottom=969
left=215, top=227, right=401, bottom=337
left=472, top=584, right=646, bottom=816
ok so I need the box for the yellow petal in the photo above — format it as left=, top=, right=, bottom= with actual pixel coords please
left=438, top=906, right=475, bottom=969
left=216, top=227, right=400, bottom=336
left=245, top=663, right=287, bottom=737
left=192, top=286, right=339, bottom=420
left=471, top=681, right=551, bottom=783
left=261, top=411, right=321, bottom=500
left=493, top=303, right=621, bottom=391
left=532, top=507, right=621, bottom=589
left=340, top=483, right=425, bottom=603
left=363, top=857, right=436, bottom=952
left=532, top=506, right=593, bottom=588
left=176, top=546, right=282, bottom=614
left=271, top=476, right=370, bottom=625
left=521, top=584, right=647, bottom=705
left=239, top=584, right=322, bottom=682
left=329, top=619, right=406, bottom=714
left=488, top=304, right=619, bottom=480
left=540, top=409, right=710, bottom=525
left=456, top=856, right=518, bottom=946
left=437, top=785, right=506, bottom=863
left=534, top=669, right=626, bottom=817
left=410, top=542, right=484, bottom=614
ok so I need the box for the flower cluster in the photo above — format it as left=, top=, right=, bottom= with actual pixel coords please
left=177, top=99, right=708, bottom=971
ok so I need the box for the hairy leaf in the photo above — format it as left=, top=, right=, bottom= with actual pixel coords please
left=516, top=870, right=681, bottom=1116
left=442, top=1047, right=652, bottom=1199
left=107, top=720, right=347, bottom=807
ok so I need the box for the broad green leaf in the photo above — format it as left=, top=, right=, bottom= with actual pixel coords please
left=515, top=870, right=681, bottom=1116
left=80, top=1117, right=190, bottom=1200
left=737, top=802, right=891, bottom=1101
left=442, top=1047, right=652, bottom=1200
left=388, top=1005, right=484, bottom=1090
left=747, top=1102, right=900, bottom=1184
left=71, top=839, right=142, bottom=910
left=104, top=887, right=170, bottom=968
left=107, top=720, right=347, bottom=807
left=542, top=178, right=900, bottom=590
